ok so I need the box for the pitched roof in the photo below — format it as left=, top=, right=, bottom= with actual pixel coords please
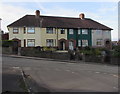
left=7, top=15, right=113, bottom=30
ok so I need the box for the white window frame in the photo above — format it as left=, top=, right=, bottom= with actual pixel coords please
left=82, top=29, right=88, bottom=34
left=82, top=40, right=88, bottom=47
left=96, top=30, right=102, bottom=34
left=46, top=39, right=54, bottom=46
left=27, top=27, right=35, bottom=33
left=69, top=29, right=74, bottom=34
left=96, top=39, right=102, bottom=46
left=69, top=41, right=74, bottom=50
left=78, top=40, right=81, bottom=46
left=27, top=39, right=35, bottom=47
left=78, top=29, right=81, bottom=34
left=46, top=28, right=53, bottom=34
left=13, top=27, right=19, bottom=33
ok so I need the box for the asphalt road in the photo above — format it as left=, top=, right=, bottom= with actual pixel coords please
left=2, top=55, right=119, bottom=93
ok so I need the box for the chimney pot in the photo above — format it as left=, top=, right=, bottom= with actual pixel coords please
left=79, top=13, right=85, bottom=19
left=35, top=10, right=40, bottom=16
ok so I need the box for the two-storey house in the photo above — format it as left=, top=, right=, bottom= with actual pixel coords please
left=7, top=10, right=112, bottom=50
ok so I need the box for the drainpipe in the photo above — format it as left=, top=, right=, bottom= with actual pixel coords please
left=56, top=27, right=59, bottom=49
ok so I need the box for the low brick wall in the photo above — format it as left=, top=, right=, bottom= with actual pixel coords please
left=3, top=47, right=119, bottom=65
left=2, top=47, right=13, bottom=54
left=20, top=47, right=69, bottom=60
left=82, top=55, right=103, bottom=63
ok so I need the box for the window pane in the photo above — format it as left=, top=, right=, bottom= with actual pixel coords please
left=97, top=39, right=102, bottom=46
left=82, top=40, right=88, bottom=47
left=27, top=27, right=35, bottom=33
left=69, top=29, right=73, bottom=34
left=78, top=29, right=81, bottom=34
left=96, top=30, right=102, bottom=34
left=46, top=28, right=53, bottom=34
left=78, top=40, right=81, bottom=46
left=82, top=29, right=88, bottom=34
left=13, top=28, right=19, bottom=33
left=27, top=39, right=35, bottom=47
left=61, top=29, right=65, bottom=34
left=46, top=39, right=54, bottom=46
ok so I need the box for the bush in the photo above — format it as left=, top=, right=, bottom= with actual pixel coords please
left=112, top=46, right=120, bottom=57
left=42, top=46, right=56, bottom=51
left=2, top=40, right=13, bottom=47
left=80, top=47, right=102, bottom=56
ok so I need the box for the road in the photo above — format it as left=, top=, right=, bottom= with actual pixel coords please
left=2, top=55, right=119, bottom=93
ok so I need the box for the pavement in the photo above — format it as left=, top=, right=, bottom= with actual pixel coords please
left=2, top=54, right=119, bottom=93
left=2, top=66, right=28, bottom=93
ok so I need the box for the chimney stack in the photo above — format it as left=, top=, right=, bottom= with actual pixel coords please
left=79, top=13, right=85, bottom=19
left=35, top=10, right=40, bottom=16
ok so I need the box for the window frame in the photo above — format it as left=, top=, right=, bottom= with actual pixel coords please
left=96, top=39, right=102, bottom=46
left=82, top=29, right=88, bottom=34
left=46, top=39, right=54, bottom=47
left=60, top=29, right=65, bottom=34
left=78, top=40, right=81, bottom=46
left=27, top=39, right=35, bottom=47
left=78, top=29, right=81, bottom=34
left=13, top=27, right=19, bottom=34
left=46, top=28, right=54, bottom=34
left=69, top=29, right=74, bottom=34
left=27, top=27, right=35, bottom=34
left=82, top=40, right=88, bottom=47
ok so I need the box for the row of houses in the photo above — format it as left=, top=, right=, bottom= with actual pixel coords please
left=7, top=10, right=112, bottom=50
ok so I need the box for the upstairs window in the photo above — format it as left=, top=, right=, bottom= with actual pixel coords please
left=27, top=27, right=35, bottom=33
left=60, top=29, right=65, bottom=34
left=69, top=29, right=74, bottom=34
left=82, top=29, right=88, bottom=34
left=46, top=28, right=53, bottom=34
left=13, top=27, right=19, bottom=34
left=96, top=30, right=102, bottom=34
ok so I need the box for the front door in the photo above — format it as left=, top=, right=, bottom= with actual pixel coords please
left=60, top=41, right=65, bottom=50
left=69, top=41, right=74, bottom=50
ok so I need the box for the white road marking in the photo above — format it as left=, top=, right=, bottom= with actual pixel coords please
left=113, top=75, right=118, bottom=78
left=66, top=70, right=70, bottom=72
left=12, top=67, right=20, bottom=69
left=103, top=73, right=107, bottom=74
left=95, top=72, right=100, bottom=74
left=113, top=87, right=118, bottom=89
left=72, top=72, right=75, bottom=73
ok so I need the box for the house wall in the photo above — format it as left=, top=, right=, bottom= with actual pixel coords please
left=67, top=29, right=92, bottom=47
left=92, top=30, right=111, bottom=47
left=41, top=28, right=67, bottom=46
left=8, top=27, right=67, bottom=47
left=9, top=27, right=41, bottom=47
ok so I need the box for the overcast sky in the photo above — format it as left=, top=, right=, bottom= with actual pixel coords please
left=0, top=1, right=118, bottom=41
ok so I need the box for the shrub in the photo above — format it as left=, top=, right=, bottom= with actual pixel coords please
left=2, top=40, right=13, bottom=47
left=112, top=46, right=120, bottom=57
left=42, top=46, right=56, bottom=51
left=80, top=47, right=102, bottom=56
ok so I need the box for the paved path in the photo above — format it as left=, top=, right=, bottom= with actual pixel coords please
left=2, top=55, right=119, bottom=93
